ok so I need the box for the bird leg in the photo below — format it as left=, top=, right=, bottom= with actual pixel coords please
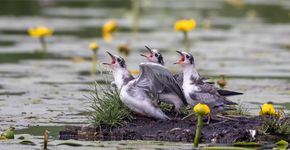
left=174, top=111, right=180, bottom=120
left=154, top=94, right=161, bottom=105
left=207, top=115, right=211, bottom=124
left=157, top=100, right=161, bottom=105
left=170, top=105, right=175, bottom=111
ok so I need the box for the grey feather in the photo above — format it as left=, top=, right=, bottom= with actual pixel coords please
left=134, top=62, right=187, bottom=105
left=190, top=77, right=241, bottom=98
left=173, top=73, right=183, bottom=86
left=174, top=73, right=213, bottom=86
left=189, top=77, right=237, bottom=112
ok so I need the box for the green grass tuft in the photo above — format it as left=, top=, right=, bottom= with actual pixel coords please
left=87, top=83, right=133, bottom=128
left=259, top=117, right=290, bottom=135
left=259, top=110, right=290, bottom=135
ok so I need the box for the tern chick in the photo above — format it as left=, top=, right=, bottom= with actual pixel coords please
left=174, top=51, right=237, bottom=112
left=140, top=46, right=187, bottom=114
left=141, top=46, right=242, bottom=97
left=104, top=51, right=174, bottom=120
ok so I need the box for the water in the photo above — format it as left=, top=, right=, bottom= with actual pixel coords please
left=0, top=0, right=290, bottom=149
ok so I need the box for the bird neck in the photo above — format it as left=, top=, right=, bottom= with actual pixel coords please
left=182, top=64, right=199, bottom=84
left=112, top=67, right=133, bottom=89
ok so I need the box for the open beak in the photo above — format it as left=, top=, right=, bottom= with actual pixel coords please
left=174, top=51, right=185, bottom=64
left=140, top=45, right=153, bottom=58
left=102, top=51, right=116, bottom=65
left=140, top=53, right=147, bottom=58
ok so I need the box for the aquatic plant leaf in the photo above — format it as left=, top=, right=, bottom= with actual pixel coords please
left=275, top=140, right=288, bottom=150
left=57, top=141, right=83, bottom=146
left=276, top=140, right=288, bottom=146
left=19, top=140, right=36, bottom=145
left=233, top=141, right=261, bottom=147
left=3, top=127, right=15, bottom=139
left=275, top=145, right=288, bottom=150
left=0, top=135, right=7, bottom=140
left=202, top=146, right=253, bottom=150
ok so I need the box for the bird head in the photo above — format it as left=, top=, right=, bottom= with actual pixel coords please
left=140, top=45, right=164, bottom=65
left=175, top=51, right=194, bottom=66
left=103, top=51, right=126, bottom=69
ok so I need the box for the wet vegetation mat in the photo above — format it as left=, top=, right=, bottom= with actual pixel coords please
left=59, top=116, right=290, bottom=144
left=55, top=83, right=290, bottom=148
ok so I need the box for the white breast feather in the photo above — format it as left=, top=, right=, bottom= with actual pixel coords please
left=183, top=81, right=199, bottom=105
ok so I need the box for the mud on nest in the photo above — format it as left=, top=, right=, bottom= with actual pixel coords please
left=59, top=115, right=290, bottom=144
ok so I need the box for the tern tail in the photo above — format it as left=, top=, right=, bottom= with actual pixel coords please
left=218, top=89, right=243, bottom=96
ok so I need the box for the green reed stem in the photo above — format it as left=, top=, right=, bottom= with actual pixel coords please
left=39, top=37, right=47, bottom=53
left=91, top=51, right=97, bottom=75
left=194, top=115, right=203, bottom=148
left=43, top=130, right=48, bottom=150
left=131, top=0, right=140, bottom=34
left=183, top=31, right=190, bottom=51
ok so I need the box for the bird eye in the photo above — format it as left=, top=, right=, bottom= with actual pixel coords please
left=117, top=58, right=121, bottom=62
left=186, top=55, right=190, bottom=59
left=155, top=54, right=158, bottom=57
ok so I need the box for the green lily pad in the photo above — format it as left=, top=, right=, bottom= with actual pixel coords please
left=57, top=141, right=83, bottom=146
left=19, top=140, right=36, bottom=145
left=2, top=127, right=15, bottom=139
left=276, top=140, right=288, bottom=146
left=275, top=140, right=289, bottom=149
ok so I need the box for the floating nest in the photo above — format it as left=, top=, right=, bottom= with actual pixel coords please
left=59, top=115, right=290, bottom=144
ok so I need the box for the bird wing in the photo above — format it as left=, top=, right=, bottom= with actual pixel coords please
left=134, top=62, right=187, bottom=104
left=190, top=78, right=237, bottom=106
left=193, top=77, right=242, bottom=99
left=190, top=91, right=236, bottom=111
left=217, top=89, right=243, bottom=96
left=174, top=73, right=214, bottom=86
left=189, top=92, right=220, bottom=107
left=191, top=77, right=218, bottom=95
left=173, top=72, right=183, bottom=86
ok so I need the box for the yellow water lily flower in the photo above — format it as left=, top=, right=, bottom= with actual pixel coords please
left=103, top=32, right=113, bottom=42
left=259, top=103, right=276, bottom=116
left=130, top=69, right=140, bottom=75
left=102, top=19, right=118, bottom=42
left=28, top=26, right=53, bottom=38
left=217, top=74, right=227, bottom=89
left=89, top=42, right=99, bottom=52
left=103, top=19, right=118, bottom=33
left=174, top=19, right=196, bottom=32
left=193, top=103, right=210, bottom=147
left=88, top=42, right=99, bottom=75
left=194, top=103, right=210, bottom=116
left=118, top=44, right=131, bottom=57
